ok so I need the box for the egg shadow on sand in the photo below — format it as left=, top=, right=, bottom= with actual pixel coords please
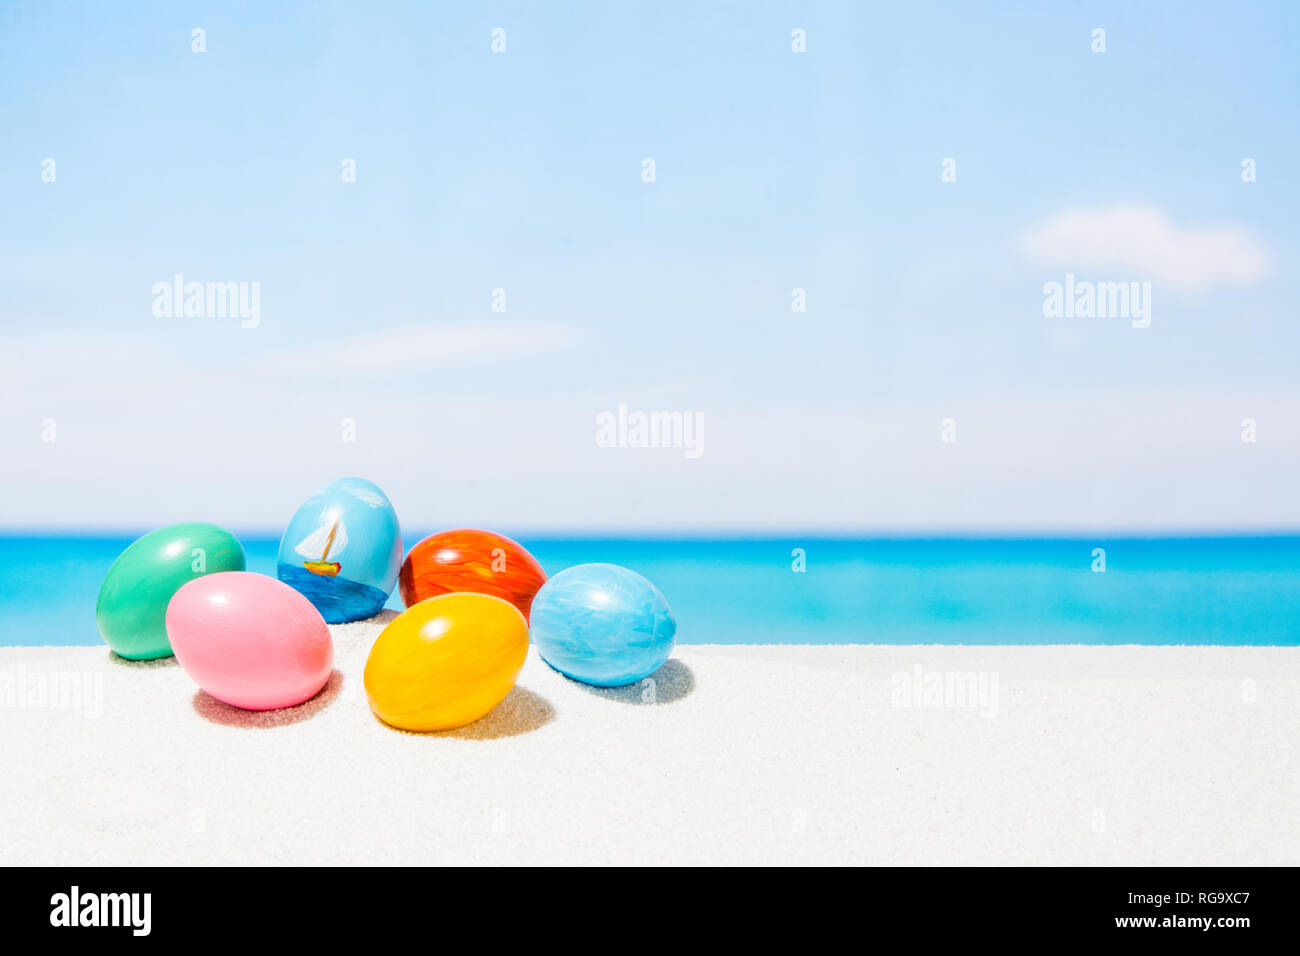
left=192, top=669, right=344, bottom=728
left=374, top=685, right=556, bottom=741
left=557, top=658, right=695, bottom=705
left=108, top=651, right=179, bottom=669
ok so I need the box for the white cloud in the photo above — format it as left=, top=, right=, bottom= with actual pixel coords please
left=1021, top=203, right=1270, bottom=291
left=5, top=326, right=1300, bottom=532
left=254, top=321, right=584, bottom=375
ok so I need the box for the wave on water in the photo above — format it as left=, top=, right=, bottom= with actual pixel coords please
left=276, top=563, right=388, bottom=624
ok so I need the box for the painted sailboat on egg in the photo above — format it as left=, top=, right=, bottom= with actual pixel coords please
left=276, top=478, right=403, bottom=624
left=296, top=518, right=347, bottom=577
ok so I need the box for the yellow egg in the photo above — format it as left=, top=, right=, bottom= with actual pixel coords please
left=363, top=593, right=529, bottom=732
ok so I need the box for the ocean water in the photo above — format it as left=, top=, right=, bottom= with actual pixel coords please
left=1, top=535, right=1299, bottom=647
left=276, top=563, right=390, bottom=625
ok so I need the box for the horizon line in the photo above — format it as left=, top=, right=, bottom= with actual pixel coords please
left=4, top=527, right=1300, bottom=541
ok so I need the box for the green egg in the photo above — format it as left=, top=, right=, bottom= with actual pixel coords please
left=95, top=523, right=246, bottom=660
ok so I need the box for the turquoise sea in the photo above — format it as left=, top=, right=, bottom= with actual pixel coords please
left=2, top=535, right=1299, bottom=646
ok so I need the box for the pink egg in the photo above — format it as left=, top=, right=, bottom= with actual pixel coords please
left=166, top=571, right=333, bottom=710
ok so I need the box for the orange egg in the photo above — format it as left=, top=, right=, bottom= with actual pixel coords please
left=399, top=528, right=547, bottom=622
left=363, top=593, right=529, bottom=732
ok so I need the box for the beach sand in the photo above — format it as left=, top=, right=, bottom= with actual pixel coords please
left=2, top=617, right=1297, bottom=865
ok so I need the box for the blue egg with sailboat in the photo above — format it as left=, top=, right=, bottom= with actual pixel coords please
left=276, top=477, right=402, bottom=624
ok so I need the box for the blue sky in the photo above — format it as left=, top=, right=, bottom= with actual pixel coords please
left=1, top=1, right=1297, bottom=532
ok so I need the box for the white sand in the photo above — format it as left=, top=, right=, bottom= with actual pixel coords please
left=2, top=618, right=1298, bottom=865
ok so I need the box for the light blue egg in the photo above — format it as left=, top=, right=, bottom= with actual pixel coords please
left=530, top=563, right=676, bottom=686
left=277, top=477, right=401, bottom=624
